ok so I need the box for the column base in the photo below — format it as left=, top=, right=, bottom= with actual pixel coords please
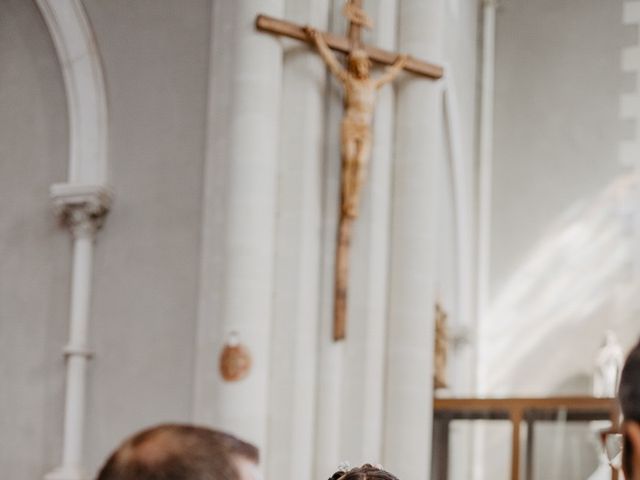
left=44, top=465, right=86, bottom=480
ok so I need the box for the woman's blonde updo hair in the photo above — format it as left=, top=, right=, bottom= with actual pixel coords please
left=329, top=463, right=399, bottom=480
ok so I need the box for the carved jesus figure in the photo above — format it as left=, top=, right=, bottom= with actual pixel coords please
left=305, top=26, right=408, bottom=218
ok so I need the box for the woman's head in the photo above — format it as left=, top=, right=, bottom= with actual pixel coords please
left=329, top=464, right=398, bottom=480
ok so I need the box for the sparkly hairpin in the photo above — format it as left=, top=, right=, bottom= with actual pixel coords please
left=328, top=461, right=352, bottom=480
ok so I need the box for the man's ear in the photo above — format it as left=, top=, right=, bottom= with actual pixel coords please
left=626, top=422, right=640, bottom=478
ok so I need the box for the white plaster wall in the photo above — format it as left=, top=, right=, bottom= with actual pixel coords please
left=490, top=0, right=628, bottom=299
left=482, top=0, right=639, bottom=396
left=0, top=1, right=70, bottom=478
left=77, top=0, right=211, bottom=474
left=475, top=2, right=640, bottom=478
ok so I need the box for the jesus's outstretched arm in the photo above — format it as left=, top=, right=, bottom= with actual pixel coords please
left=374, top=54, right=408, bottom=89
left=304, top=26, right=349, bottom=84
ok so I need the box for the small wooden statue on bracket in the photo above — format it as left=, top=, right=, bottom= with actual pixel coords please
left=434, top=303, right=449, bottom=391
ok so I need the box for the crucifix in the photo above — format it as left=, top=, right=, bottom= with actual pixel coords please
left=256, top=1, right=443, bottom=341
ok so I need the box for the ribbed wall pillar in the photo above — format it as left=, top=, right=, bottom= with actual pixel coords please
left=313, top=2, right=349, bottom=478
left=383, top=0, right=444, bottom=477
left=193, top=0, right=284, bottom=457
left=266, top=0, right=328, bottom=478
left=339, top=0, right=398, bottom=466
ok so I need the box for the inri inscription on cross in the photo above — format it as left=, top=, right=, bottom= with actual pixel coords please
left=256, top=1, right=444, bottom=341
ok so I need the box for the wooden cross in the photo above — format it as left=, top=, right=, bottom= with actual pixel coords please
left=256, top=2, right=443, bottom=79
left=256, top=1, right=443, bottom=341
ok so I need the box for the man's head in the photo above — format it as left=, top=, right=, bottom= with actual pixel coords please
left=619, top=339, right=640, bottom=479
left=347, top=49, right=371, bottom=79
left=95, top=424, right=259, bottom=480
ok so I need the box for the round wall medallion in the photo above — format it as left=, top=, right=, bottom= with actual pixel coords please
left=219, top=332, right=252, bottom=382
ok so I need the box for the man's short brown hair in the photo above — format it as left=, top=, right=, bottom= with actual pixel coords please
left=95, top=424, right=258, bottom=480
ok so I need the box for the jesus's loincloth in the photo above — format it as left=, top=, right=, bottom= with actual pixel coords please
left=341, top=120, right=371, bottom=143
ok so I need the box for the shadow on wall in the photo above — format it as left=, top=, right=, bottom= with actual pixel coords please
left=480, top=173, right=640, bottom=396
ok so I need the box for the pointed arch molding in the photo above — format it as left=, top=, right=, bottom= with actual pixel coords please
left=35, top=2, right=109, bottom=480
left=36, top=0, right=109, bottom=185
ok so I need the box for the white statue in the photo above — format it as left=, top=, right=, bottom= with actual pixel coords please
left=593, top=330, right=624, bottom=397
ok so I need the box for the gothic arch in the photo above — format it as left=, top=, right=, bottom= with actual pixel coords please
left=35, top=3, right=109, bottom=479
left=35, top=0, right=108, bottom=185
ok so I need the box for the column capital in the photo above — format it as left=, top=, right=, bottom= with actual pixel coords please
left=50, top=183, right=112, bottom=239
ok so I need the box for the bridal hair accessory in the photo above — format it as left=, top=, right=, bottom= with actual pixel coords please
left=330, top=461, right=352, bottom=480
left=331, top=462, right=386, bottom=480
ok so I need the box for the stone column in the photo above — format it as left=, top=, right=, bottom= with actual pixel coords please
left=193, top=0, right=284, bottom=457
left=266, top=0, right=327, bottom=478
left=339, top=0, right=398, bottom=465
left=383, top=0, right=444, bottom=477
left=313, top=3, right=349, bottom=477
left=46, top=185, right=111, bottom=480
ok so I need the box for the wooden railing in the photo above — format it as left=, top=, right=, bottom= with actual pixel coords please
left=432, top=397, right=620, bottom=480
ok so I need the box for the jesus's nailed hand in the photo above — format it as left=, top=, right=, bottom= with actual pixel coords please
left=303, top=25, right=319, bottom=39
left=397, top=54, right=409, bottom=65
